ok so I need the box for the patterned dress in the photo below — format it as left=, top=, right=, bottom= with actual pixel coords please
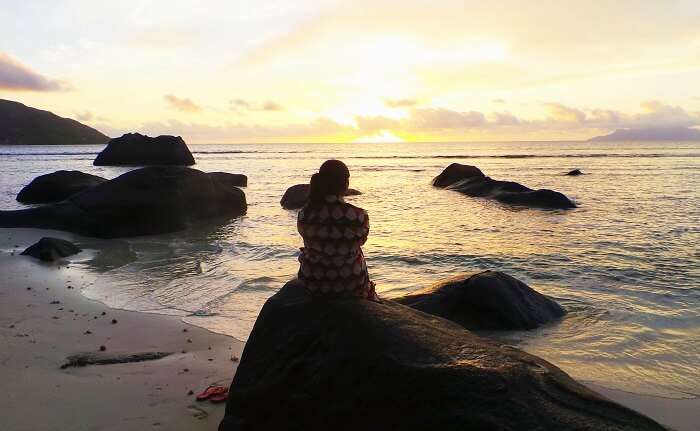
left=297, top=195, right=375, bottom=299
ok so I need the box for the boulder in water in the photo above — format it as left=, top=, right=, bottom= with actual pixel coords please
left=219, top=280, right=667, bottom=431
left=16, top=170, right=107, bottom=204
left=395, top=270, right=566, bottom=330
left=433, top=163, right=576, bottom=209
left=0, top=167, right=246, bottom=238
left=280, top=184, right=362, bottom=209
left=208, top=172, right=248, bottom=187
left=93, top=133, right=195, bottom=166
left=566, top=169, right=584, bottom=176
left=21, top=237, right=81, bottom=261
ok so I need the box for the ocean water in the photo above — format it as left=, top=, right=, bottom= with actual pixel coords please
left=1, top=141, right=698, bottom=400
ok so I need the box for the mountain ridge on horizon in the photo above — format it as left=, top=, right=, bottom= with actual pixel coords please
left=588, top=126, right=700, bottom=142
left=0, top=98, right=110, bottom=146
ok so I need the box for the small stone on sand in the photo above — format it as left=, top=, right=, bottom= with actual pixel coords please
left=84, top=330, right=92, bottom=335
left=111, top=319, right=118, bottom=324
left=187, top=390, right=194, bottom=395
left=186, top=339, right=192, bottom=343
left=101, top=312, right=106, bottom=316
left=99, top=345, right=106, bottom=351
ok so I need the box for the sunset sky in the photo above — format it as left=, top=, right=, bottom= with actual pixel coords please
left=1, top=0, right=700, bottom=143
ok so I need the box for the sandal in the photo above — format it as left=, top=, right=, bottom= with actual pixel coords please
left=209, top=389, right=229, bottom=404
left=196, top=385, right=227, bottom=401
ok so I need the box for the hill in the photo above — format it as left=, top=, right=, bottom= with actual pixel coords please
left=589, top=126, right=700, bottom=142
left=0, top=99, right=110, bottom=145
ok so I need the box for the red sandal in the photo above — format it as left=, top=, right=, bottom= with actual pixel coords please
left=196, top=385, right=227, bottom=401
left=209, top=389, right=229, bottom=404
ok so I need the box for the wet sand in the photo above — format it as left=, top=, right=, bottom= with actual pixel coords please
left=0, top=230, right=242, bottom=431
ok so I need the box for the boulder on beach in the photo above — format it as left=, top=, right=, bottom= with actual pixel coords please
left=566, top=169, right=584, bottom=176
left=21, top=237, right=81, bottom=262
left=220, top=280, right=667, bottom=431
left=0, top=167, right=246, bottom=238
left=395, top=270, right=566, bottom=330
left=433, top=163, right=576, bottom=209
left=93, top=133, right=195, bottom=166
left=280, top=183, right=362, bottom=209
left=16, top=170, right=107, bottom=204
left=208, top=172, right=248, bottom=187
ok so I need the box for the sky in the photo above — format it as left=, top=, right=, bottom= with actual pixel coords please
left=1, top=0, right=700, bottom=143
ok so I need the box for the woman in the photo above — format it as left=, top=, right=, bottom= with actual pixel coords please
left=297, top=160, right=378, bottom=301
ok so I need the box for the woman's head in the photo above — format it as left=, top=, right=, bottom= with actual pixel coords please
left=309, top=159, right=349, bottom=204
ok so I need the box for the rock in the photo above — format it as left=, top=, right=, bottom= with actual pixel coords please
left=208, top=172, right=248, bottom=187
left=432, top=163, right=485, bottom=187
left=16, top=170, right=107, bottom=204
left=280, top=184, right=362, bottom=209
left=20, top=237, right=81, bottom=262
left=60, top=351, right=171, bottom=368
left=219, top=280, right=667, bottom=431
left=0, top=167, right=247, bottom=238
left=566, top=169, right=584, bottom=176
left=433, top=163, right=576, bottom=209
left=93, top=133, right=195, bottom=166
left=395, top=271, right=566, bottom=330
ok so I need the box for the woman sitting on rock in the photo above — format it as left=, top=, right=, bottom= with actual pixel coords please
left=297, top=160, right=378, bottom=301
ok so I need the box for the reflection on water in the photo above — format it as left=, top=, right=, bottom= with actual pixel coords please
left=0, top=141, right=698, bottom=399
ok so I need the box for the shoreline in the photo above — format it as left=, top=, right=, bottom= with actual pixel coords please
left=0, top=229, right=243, bottom=431
left=1, top=228, right=697, bottom=431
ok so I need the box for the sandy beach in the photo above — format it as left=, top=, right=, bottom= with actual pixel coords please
left=1, top=227, right=698, bottom=431
left=0, top=229, right=243, bottom=431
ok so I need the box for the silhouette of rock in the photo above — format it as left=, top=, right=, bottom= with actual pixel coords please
left=93, top=133, right=195, bottom=166
left=433, top=163, right=576, bottom=209
left=566, top=169, right=583, bottom=176
left=208, top=172, right=248, bottom=187
left=280, top=184, right=362, bottom=209
left=0, top=167, right=246, bottom=238
left=395, top=271, right=565, bottom=330
left=432, top=163, right=485, bottom=187
left=0, top=99, right=109, bottom=146
left=219, top=280, right=667, bottom=431
left=17, top=170, right=107, bottom=204
left=21, top=237, right=81, bottom=261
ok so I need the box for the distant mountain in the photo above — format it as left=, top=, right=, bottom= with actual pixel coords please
left=0, top=99, right=110, bottom=145
left=589, top=126, right=700, bottom=142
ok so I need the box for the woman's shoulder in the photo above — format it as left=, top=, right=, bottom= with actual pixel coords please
left=299, top=201, right=367, bottom=223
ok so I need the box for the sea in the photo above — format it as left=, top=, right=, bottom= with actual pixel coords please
left=1, top=141, right=698, bottom=400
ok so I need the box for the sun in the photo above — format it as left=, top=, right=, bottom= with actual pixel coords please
left=353, top=130, right=404, bottom=143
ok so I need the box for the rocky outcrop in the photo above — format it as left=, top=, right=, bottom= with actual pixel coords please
left=219, top=280, right=667, bottom=431
left=93, top=133, right=195, bottom=166
left=208, top=172, right=248, bottom=187
left=433, top=163, right=576, bottom=209
left=566, top=169, right=584, bottom=176
left=280, top=184, right=362, bottom=209
left=20, top=237, right=81, bottom=261
left=1, top=167, right=246, bottom=238
left=0, top=99, right=110, bottom=146
left=395, top=271, right=566, bottom=330
left=16, top=170, right=107, bottom=204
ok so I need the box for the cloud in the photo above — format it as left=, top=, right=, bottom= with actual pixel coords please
left=384, top=98, right=417, bottom=108
left=546, top=103, right=586, bottom=123
left=0, top=52, right=68, bottom=91
left=164, top=94, right=201, bottom=112
left=75, top=111, right=94, bottom=122
left=229, top=98, right=285, bottom=112
left=492, top=98, right=506, bottom=104
left=409, top=108, right=486, bottom=129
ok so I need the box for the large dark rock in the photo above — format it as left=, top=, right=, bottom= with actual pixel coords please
left=208, top=172, right=247, bottom=187
left=395, top=271, right=566, bottom=330
left=0, top=167, right=246, bottom=238
left=433, top=163, right=576, bottom=209
left=17, top=170, right=107, bottom=204
left=566, top=169, right=584, bottom=176
left=280, top=184, right=362, bottom=209
left=93, top=133, right=195, bottom=166
left=219, top=280, right=667, bottom=431
left=21, top=237, right=81, bottom=261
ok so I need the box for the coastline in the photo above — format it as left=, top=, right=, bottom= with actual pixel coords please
left=1, top=228, right=697, bottom=431
left=0, top=228, right=243, bottom=431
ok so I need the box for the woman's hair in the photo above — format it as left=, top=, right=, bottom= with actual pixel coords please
left=308, top=159, right=350, bottom=205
